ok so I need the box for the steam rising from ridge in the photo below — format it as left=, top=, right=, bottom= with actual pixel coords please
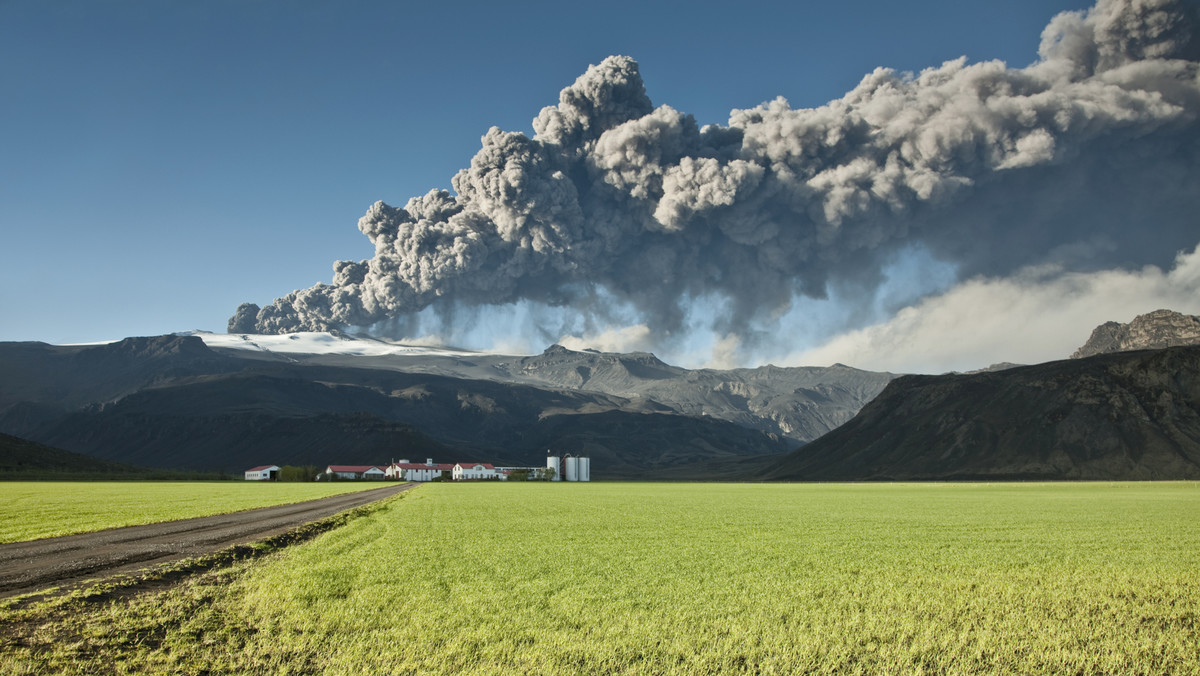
left=232, top=0, right=1200, bottom=353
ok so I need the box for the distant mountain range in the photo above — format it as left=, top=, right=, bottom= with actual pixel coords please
left=0, top=334, right=892, bottom=478
left=209, top=333, right=896, bottom=444
left=6, top=309, right=1199, bottom=481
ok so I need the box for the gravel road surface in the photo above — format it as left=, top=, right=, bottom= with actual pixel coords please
left=0, top=482, right=415, bottom=598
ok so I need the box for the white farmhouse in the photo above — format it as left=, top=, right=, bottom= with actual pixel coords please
left=452, top=462, right=503, bottom=481
left=244, top=465, right=280, bottom=481
left=385, top=458, right=455, bottom=481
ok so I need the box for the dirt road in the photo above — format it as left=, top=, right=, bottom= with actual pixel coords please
left=0, top=482, right=415, bottom=599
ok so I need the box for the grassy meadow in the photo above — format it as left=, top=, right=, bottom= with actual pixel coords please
left=0, top=481, right=389, bottom=543
left=3, top=481, right=1199, bottom=674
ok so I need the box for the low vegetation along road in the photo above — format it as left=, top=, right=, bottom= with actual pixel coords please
left=0, top=482, right=415, bottom=598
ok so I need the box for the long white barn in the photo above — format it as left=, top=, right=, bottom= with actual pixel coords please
left=244, top=465, right=280, bottom=481
left=452, top=462, right=501, bottom=481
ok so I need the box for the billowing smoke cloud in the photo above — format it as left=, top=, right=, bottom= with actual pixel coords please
left=236, top=0, right=1200, bottom=354
left=786, top=242, right=1200, bottom=373
left=227, top=302, right=260, bottom=334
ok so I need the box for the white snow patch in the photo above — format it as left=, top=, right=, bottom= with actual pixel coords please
left=62, top=331, right=504, bottom=358
left=181, top=331, right=491, bottom=357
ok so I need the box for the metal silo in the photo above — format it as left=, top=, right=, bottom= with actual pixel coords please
left=546, top=453, right=561, bottom=481
left=565, top=455, right=579, bottom=482
left=578, top=456, right=590, bottom=482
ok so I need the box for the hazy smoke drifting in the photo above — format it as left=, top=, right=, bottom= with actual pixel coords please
left=237, top=0, right=1200, bottom=344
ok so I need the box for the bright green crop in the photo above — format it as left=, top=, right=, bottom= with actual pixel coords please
left=0, top=481, right=386, bottom=543
left=4, top=482, right=1198, bottom=674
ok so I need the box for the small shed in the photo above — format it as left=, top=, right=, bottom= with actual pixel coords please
left=245, top=465, right=280, bottom=481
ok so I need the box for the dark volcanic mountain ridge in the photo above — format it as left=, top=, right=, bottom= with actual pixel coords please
left=0, top=431, right=150, bottom=476
left=764, top=346, right=1200, bottom=481
left=254, top=342, right=895, bottom=444
left=0, top=335, right=794, bottom=478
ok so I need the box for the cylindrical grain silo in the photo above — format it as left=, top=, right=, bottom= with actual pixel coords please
left=565, top=455, right=579, bottom=482
left=546, top=453, right=561, bottom=481
left=578, top=456, right=590, bottom=482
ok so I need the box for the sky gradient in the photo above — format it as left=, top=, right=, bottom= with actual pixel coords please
left=4, top=0, right=1196, bottom=372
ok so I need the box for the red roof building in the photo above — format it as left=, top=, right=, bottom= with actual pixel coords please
left=324, top=465, right=386, bottom=480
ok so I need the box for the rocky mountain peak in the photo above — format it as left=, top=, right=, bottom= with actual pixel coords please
left=1072, top=309, right=1200, bottom=359
left=531, top=344, right=668, bottom=369
left=77, top=335, right=217, bottom=362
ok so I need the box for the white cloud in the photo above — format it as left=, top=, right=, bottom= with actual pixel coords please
left=785, top=242, right=1200, bottom=374
left=558, top=324, right=653, bottom=354
left=705, top=334, right=743, bottom=369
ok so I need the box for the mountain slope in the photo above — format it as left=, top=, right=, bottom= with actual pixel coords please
left=0, top=432, right=150, bottom=476
left=219, top=338, right=896, bottom=444
left=0, top=335, right=243, bottom=411
left=0, top=338, right=790, bottom=477
left=500, top=346, right=894, bottom=442
left=763, top=346, right=1200, bottom=481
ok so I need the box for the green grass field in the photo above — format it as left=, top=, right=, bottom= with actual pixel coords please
left=0, top=481, right=390, bottom=543
left=3, top=482, right=1198, bottom=674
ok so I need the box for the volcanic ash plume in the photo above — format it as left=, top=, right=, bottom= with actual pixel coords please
left=233, top=0, right=1200, bottom=342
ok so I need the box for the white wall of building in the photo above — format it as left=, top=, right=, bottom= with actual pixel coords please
left=244, top=465, right=279, bottom=481
left=453, top=463, right=503, bottom=481
left=386, top=461, right=454, bottom=481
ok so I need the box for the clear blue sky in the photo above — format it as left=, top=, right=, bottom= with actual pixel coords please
left=1, top=0, right=1092, bottom=345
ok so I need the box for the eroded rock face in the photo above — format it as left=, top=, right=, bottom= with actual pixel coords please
left=1072, top=309, right=1200, bottom=359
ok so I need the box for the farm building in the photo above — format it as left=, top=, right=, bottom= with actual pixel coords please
left=547, top=453, right=591, bottom=481
left=372, top=457, right=573, bottom=482
left=452, top=462, right=503, bottom=481
left=244, top=465, right=280, bottom=481
left=495, top=465, right=552, bottom=479
left=324, top=465, right=386, bottom=480
left=385, top=458, right=455, bottom=481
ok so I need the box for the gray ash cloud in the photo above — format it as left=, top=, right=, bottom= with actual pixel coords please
left=235, top=0, right=1200, bottom=341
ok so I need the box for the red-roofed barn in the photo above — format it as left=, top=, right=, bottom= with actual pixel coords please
left=324, top=465, right=386, bottom=480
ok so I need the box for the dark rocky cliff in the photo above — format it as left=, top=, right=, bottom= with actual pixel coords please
left=763, top=346, right=1200, bottom=481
